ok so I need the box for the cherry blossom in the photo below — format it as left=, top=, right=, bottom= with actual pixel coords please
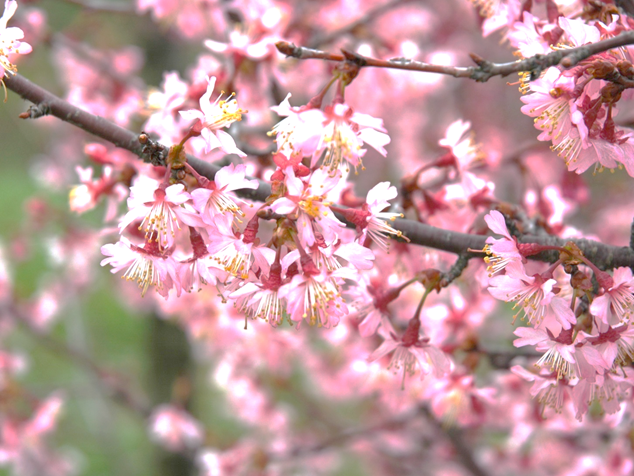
left=69, top=165, right=128, bottom=221
left=511, top=365, right=572, bottom=414
left=369, top=316, right=451, bottom=388
left=311, top=103, right=390, bottom=175
left=488, top=261, right=559, bottom=326
left=190, top=163, right=258, bottom=225
left=179, top=76, right=246, bottom=156
left=148, top=405, right=204, bottom=452
left=100, top=237, right=180, bottom=297
left=210, top=212, right=273, bottom=274
left=270, top=167, right=345, bottom=248
left=590, top=267, right=634, bottom=330
left=9, top=0, right=634, bottom=471
left=483, top=210, right=524, bottom=276
left=269, top=94, right=325, bottom=158
left=228, top=259, right=287, bottom=326
left=278, top=264, right=349, bottom=328
left=120, top=181, right=200, bottom=251
left=0, top=0, right=31, bottom=82
left=338, top=181, right=407, bottom=252
left=513, top=326, right=578, bottom=380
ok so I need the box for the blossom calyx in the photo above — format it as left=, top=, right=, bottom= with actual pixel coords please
left=560, top=242, right=584, bottom=266
left=419, top=269, right=443, bottom=292
left=167, top=144, right=187, bottom=170
left=589, top=59, right=618, bottom=81
left=516, top=242, right=553, bottom=257
left=570, top=270, right=593, bottom=292
left=401, top=317, right=421, bottom=347
left=339, top=207, right=371, bottom=228
left=366, top=281, right=403, bottom=314
left=594, top=269, right=614, bottom=290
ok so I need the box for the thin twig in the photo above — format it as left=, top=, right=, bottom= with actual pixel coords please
left=9, top=303, right=152, bottom=418
left=442, top=253, right=472, bottom=286
left=270, top=408, right=417, bottom=460
left=277, top=30, right=634, bottom=82
left=420, top=405, right=490, bottom=476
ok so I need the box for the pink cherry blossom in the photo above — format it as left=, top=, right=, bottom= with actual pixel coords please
left=100, top=237, right=180, bottom=297
left=513, top=326, right=577, bottom=380
left=571, top=369, right=634, bottom=421
left=179, top=76, right=246, bottom=156
left=339, top=181, right=407, bottom=252
left=559, top=17, right=601, bottom=46
left=69, top=165, right=128, bottom=221
left=477, top=0, right=522, bottom=38
left=507, top=11, right=551, bottom=58
left=190, top=163, right=258, bottom=225
left=581, top=324, right=634, bottom=371
left=0, top=0, right=32, bottom=81
left=148, top=405, right=204, bottom=452
left=511, top=365, right=572, bottom=414
left=483, top=210, right=523, bottom=275
left=178, top=228, right=220, bottom=292
left=206, top=212, right=273, bottom=279
left=311, top=103, right=390, bottom=175
left=438, top=120, right=486, bottom=176
left=269, top=93, right=325, bottom=158
left=488, top=261, right=558, bottom=326
left=278, top=267, right=349, bottom=328
left=270, top=167, right=345, bottom=248
left=520, top=67, right=578, bottom=142
left=229, top=259, right=287, bottom=327
left=369, top=320, right=451, bottom=388
left=120, top=181, right=200, bottom=251
left=590, top=267, right=634, bottom=329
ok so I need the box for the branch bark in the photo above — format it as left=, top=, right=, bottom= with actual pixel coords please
left=277, top=30, right=634, bottom=82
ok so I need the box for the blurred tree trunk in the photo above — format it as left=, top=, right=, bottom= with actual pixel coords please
left=148, top=314, right=196, bottom=476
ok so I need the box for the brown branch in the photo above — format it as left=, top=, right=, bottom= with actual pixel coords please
left=270, top=408, right=417, bottom=460
left=5, top=73, right=634, bottom=269
left=277, top=30, right=634, bottom=82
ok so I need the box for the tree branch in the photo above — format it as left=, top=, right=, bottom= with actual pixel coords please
left=6, top=73, right=634, bottom=269
left=276, top=30, right=634, bottom=82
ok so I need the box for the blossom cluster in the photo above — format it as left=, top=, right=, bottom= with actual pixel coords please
left=509, top=11, right=634, bottom=176
left=6, top=0, right=634, bottom=474
left=485, top=209, right=634, bottom=420
left=100, top=76, right=413, bottom=335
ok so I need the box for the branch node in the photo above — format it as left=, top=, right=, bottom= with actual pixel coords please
left=341, top=49, right=367, bottom=67
left=469, top=52, right=487, bottom=68
left=20, top=102, right=50, bottom=119
left=139, top=132, right=168, bottom=166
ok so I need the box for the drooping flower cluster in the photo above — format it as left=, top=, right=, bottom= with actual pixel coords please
left=512, top=15, right=634, bottom=176
left=99, top=76, right=434, bottom=344
left=484, top=209, right=634, bottom=419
